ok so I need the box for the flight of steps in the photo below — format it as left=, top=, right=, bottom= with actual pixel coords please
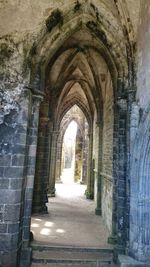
left=31, top=243, right=115, bottom=267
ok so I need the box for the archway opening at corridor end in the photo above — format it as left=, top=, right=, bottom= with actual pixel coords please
left=61, top=120, right=78, bottom=184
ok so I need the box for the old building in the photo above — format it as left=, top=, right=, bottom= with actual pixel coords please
left=0, top=0, right=150, bottom=266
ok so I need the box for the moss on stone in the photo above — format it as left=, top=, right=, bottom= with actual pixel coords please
left=74, top=1, right=81, bottom=12
left=46, top=9, right=63, bottom=32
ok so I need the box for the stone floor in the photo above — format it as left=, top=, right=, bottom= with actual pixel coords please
left=31, top=172, right=112, bottom=248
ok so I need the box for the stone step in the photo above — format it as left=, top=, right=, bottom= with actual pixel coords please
left=31, top=243, right=114, bottom=267
left=31, top=261, right=112, bottom=267
left=32, top=249, right=112, bottom=261
left=31, top=243, right=113, bottom=253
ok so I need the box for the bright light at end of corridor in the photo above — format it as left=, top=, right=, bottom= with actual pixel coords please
left=64, top=121, right=77, bottom=143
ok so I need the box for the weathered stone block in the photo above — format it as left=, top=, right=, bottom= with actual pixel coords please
left=10, top=178, right=23, bottom=189
left=0, top=233, right=18, bottom=250
left=0, top=189, right=22, bottom=204
left=4, top=166, right=23, bottom=178
left=4, top=203, right=21, bottom=221
left=28, top=156, right=36, bottom=166
left=25, top=188, right=33, bottom=200
left=0, top=178, right=9, bottom=189
left=0, top=250, right=18, bottom=267
left=26, top=175, right=34, bottom=188
left=0, top=223, right=7, bottom=233
left=12, top=154, right=25, bottom=166
left=13, top=133, right=27, bottom=145
left=12, top=144, right=26, bottom=154
left=23, top=200, right=32, bottom=217
left=0, top=155, right=11, bottom=166
left=7, top=222, right=19, bottom=233
left=27, top=165, right=36, bottom=176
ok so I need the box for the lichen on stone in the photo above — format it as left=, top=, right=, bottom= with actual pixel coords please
left=0, top=88, right=21, bottom=124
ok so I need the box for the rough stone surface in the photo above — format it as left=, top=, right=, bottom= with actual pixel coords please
left=129, top=1, right=150, bottom=264
left=0, top=1, right=149, bottom=267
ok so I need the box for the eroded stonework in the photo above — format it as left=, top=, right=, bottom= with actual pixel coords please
left=0, top=1, right=150, bottom=267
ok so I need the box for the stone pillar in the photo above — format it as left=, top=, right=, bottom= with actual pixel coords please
left=0, top=87, right=38, bottom=267
left=95, top=123, right=103, bottom=215
left=48, top=131, right=59, bottom=196
left=55, top=134, right=62, bottom=183
left=113, top=98, right=128, bottom=258
left=20, top=91, right=42, bottom=267
left=74, top=127, right=83, bottom=182
left=81, top=125, right=88, bottom=185
left=86, top=130, right=94, bottom=199
left=108, top=101, right=118, bottom=245
left=32, top=116, right=50, bottom=214
left=60, top=143, right=65, bottom=179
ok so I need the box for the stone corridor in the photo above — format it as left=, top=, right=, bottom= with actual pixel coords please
left=1, top=1, right=150, bottom=267
left=31, top=180, right=112, bottom=248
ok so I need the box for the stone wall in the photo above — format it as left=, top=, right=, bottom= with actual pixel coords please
left=129, top=0, right=150, bottom=263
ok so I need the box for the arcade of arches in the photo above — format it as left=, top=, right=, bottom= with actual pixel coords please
left=0, top=1, right=150, bottom=267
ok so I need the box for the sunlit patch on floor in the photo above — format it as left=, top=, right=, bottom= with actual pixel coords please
left=44, top=221, right=54, bottom=227
left=56, top=228, right=65, bottom=233
left=31, top=223, right=39, bottom=228
left=40, top=228, right=51, bottom=235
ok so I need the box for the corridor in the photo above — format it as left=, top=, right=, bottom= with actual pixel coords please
left=31, top=172, right=112, bottom=249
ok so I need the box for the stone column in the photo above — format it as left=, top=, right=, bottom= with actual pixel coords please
left=81, top=126, right=88, bottom=185
left=32, top=116, right=50, bottom=214
left=113, top=98, right=128, bottom=258
left=58, top=142, right=64, bottom=183
left=95, top=123, right=103, bottom=215
left=48, top=131, right=59, bottom=196
left=20, top=91, right=43, bottom=267
left=74, top=127, right=83, bottom=182
left=86, top=130, right=94, bottom=199
left=55, top=134, right=62, bottom=183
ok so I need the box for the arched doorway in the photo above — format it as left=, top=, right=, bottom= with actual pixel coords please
left=31, top=25, right=116, bottom=246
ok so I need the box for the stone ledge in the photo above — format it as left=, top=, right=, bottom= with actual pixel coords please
left=117, top=255, right=150, bottom=267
